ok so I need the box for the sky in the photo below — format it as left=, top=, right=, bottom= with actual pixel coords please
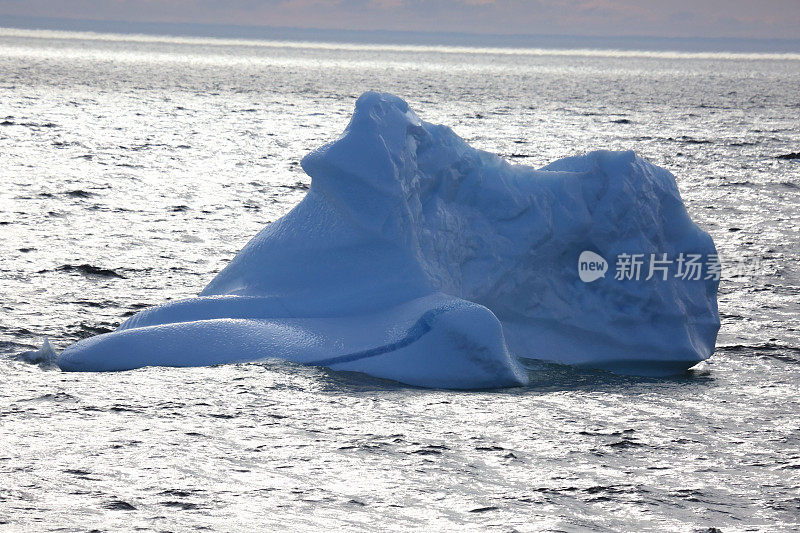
left=0, top=0, right=798, bottom=40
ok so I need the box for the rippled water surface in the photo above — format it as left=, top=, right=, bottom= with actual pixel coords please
left=1, top=28, right=799, bottom=531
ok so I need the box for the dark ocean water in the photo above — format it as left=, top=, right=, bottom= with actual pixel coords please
left=1, top=27, right=799, bottom=531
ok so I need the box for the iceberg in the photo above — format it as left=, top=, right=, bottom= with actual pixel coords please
left=56, top=92, right=719, bottom=388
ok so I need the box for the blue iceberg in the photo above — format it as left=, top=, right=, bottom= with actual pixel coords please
left=57, top=92, right=719, bottom=388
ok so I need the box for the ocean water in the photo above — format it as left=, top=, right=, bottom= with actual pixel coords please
left=1, top=27, right=799, bottom=532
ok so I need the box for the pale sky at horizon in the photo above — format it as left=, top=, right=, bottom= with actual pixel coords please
left=0, top=0, right=798, bottom=40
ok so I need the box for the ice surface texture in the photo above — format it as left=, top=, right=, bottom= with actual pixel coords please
left=58, top=92, right=719, bottom=388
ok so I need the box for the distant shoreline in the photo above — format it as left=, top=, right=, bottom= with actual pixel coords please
left=2, top=14, right=800, bottom=56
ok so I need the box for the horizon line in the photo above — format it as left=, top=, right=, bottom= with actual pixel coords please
left=2, top=14, right=800, bottom=55
left=2, top=25, right=800, bottom=63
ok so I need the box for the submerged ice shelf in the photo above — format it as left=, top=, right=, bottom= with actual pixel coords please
left=56, top=92, right=719, bottom=388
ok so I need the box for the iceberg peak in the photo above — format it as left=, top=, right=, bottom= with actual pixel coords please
left=301, top=91, right=430, bottom=219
